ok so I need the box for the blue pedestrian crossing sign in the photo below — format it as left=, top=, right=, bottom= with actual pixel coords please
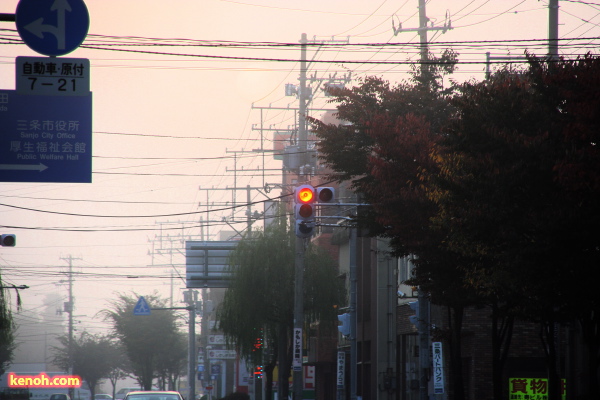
left=133, top=296, right=151, bottom=316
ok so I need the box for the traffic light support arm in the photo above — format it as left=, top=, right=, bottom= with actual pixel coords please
left=315, top=203, right=371, bottom=207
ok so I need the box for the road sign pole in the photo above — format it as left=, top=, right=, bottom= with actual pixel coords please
left=188, top=294, right=196, bottom=400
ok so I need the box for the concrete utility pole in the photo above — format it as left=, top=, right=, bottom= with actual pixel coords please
left=348, top=228, right=358, bottom=400
left=414, top=5, right=433, bottom=394
left=392, top=2, right=453, bottom=397
left=486, top=0, right=559, bottom=79
left=548, top=0, right=559, bottom=60
left=298, top=33, right=308, bottom=169
left=292, top=33, right=308, bottom=400
left=60, top=255, right=80, bottom=399
left=392, top=0, right=452, bottom=69
left=187, top=290, right=197, bottom=400
left=197, top=185, right=267, bottom=241
left=418, top=0, right=430, bottom=71
left=293, top=234, right=306, bottom=400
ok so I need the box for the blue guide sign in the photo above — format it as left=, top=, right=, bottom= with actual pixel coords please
left=0, top=89, right=92, bottom=183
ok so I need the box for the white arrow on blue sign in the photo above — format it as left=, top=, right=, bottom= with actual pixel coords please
left=16, top=0, right=90, bottom=56
left=133, top=296, right=151, bottom=316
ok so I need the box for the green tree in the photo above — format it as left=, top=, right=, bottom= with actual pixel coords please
left=217, top=212, right=345, bottom=400
left=155, top=330, right=187, bottom=390
left=103, top=341, right=130, bottom=398
left=102, top=293, right=185, bottom=390
left=52, top=332, right=119, bottom=398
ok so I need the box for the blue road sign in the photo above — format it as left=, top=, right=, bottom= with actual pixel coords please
left=133, top=296, right=151, bottom=316
left=16, top=0, right=90, bottom=57
left=0, top=89, right=92, bottom=183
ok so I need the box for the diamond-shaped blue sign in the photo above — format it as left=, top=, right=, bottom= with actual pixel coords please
left=16, top=0, right=90, bottom=57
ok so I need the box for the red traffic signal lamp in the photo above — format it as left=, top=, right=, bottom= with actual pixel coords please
left=295, top=184, right=315, bottom=204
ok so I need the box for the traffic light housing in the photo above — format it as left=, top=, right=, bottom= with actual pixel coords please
left=294, top=184, right=315, bottom=238
left=317, top=187, right=335, bottom=203
left=1, top=234, right=16, bottom=247
left=337, top=313, right=351, bottom=336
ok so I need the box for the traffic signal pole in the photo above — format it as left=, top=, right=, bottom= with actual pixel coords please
left=293, top=235, right=306, bottom=400
left=292, top=33, right=308, bottom=400
left=349, top=228, right=358, bottom=400
left=298, top=33, right=308, bottom=169
left=189, top=298, right=196, bottom=399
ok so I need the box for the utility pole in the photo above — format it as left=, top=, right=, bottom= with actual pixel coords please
left=292, top=33, right=309, bottom=400
left=199, top=288, right=210, bottom=400
left=60, top=255, right=81, bottom=398
left=186, top=290, right=197, bottom=400
left=290, top=33, right=351, bottom=400
left=348, top=228, right=357, bottom=400
left=418, top=0, right=430, bottom=73
left=198, top=185, right=266, bottom=236
left=293, top=33, right=307, bottom=400
left=392, top=3, right=451, bottom=398
left=548, top=0, right=559, bottom=60
left=392, top=0, right=452, bottom=72
left=293, top=234, right=306, bottom=400
left=298, top=33, right=308, bottom=170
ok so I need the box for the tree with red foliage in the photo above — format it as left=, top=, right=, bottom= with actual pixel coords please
left=314, top=52, right=600, bottom=399
left=433, top=54, right=600, bottom=400
left=310, top=51, right=477, bottom=399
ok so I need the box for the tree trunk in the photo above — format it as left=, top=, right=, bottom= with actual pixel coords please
left=580, top=314, right=600, bottom=399
left=447, top=305, right=465, bottom=400
left=265, top=361, right=275, bottom=400
left=491, top=301, right=514, bottom=400
left=277, top=324, right=291, bottom=400
left=540, top=321, right=561, bottom=400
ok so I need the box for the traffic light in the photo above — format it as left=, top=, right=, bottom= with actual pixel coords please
left=316, top=187, right=335, bottom=203
left=408, top=301, right=419, bottom=326
left=295, top=184, right=315, bottom=204
left=337, top=313, right=351, bottom=336
left=254, top=365, right=264, bottom=379
left=1, top=234, right=16, bottom=247
left=294, top=184, right=315, bottom=238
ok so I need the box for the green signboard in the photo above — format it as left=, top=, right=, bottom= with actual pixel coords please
left=509, top=377, right=566, bottom=400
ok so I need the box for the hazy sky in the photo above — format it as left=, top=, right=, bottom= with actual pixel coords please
left=1, top=0, right=599, bottom=342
